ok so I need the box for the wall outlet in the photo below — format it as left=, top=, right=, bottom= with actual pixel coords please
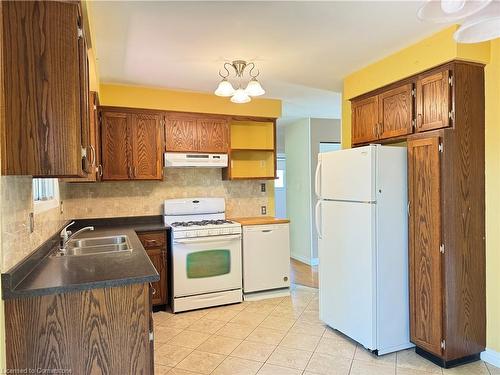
left=28, top=212, right=34, bottom=233
left=261, top=183, right=266, bottom=192
left=261, top=206, right=267, bottom=215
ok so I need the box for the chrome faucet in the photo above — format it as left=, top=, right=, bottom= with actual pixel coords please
left=59, top=221, right=94, bottom=251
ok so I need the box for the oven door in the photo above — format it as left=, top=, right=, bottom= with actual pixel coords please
left=172, top=234, right=242, bottom=297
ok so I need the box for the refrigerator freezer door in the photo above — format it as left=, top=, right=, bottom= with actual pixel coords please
left=317, top=145, right=376, bottom=202
left=318, top=200, right=376, bottom=350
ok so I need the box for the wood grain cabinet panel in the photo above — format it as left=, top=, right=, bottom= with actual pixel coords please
left=165, top=115, right=198, bottom=152
left=130, top=113, right=163, bottom=180
left=416, top=69, right=451, bottom=132
left=378, top=83, right=414, bottom=139
left=351, top=95, right=379, bottom=145
left=5, top=283, right=152, bottom=374
left=101, top=112, right=132, bottom=180
left=408, top=136, right=443, bottom=357
left=198, top=118, right=229, bottom=153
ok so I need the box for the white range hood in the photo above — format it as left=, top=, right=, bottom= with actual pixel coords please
left=164, top=152, right=228, bottom=168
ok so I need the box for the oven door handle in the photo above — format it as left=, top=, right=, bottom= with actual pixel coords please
left=173, top=234, right=241, bottom=244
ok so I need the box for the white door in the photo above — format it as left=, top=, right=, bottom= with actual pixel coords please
left=317, top=200, right=376, bottom=350
left=172, top=234, right=242, bottom=297
left=315, top=145, right=376, bottom=202
left=243, top=224, right=290, bottom=293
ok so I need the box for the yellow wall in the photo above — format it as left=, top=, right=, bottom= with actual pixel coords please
left=342, top=26, right=500, bottom=353
left=99, top=83, right=282, bottom=118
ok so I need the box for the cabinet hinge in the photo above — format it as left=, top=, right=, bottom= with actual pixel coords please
left=441, top=339, right=446, bottom=350
left=440, top=244, right=445, bottom=254
left=93, top=104, right=97, bottom=110
left=411, top=119, right=416, bottom=129
left=407, top=201, right=411, bottom=216
left=438, top=143, right=444, bottom=153
left=448, top=110, right=455, bottom=122
left=411, top=88, right=416, bottom=97
left=77, top=27, right=84, bottom=39
left=448, top=76, right=453, bottom=86
left=81, top=146, right=87, bottom=158
left=149, top=331, right=154, bottom=342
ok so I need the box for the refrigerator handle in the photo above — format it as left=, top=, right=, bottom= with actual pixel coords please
left=315, top=160, right=322, bottom=198
left=315, top=200, right=323, bottom=239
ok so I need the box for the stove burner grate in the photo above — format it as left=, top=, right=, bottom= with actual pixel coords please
left=170, top=219, right=233, bottom=227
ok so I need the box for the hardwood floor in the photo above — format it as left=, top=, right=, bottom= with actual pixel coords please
left=290, top=258, right=318, bottom=288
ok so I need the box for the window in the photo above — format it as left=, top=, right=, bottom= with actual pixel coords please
left=319, top=142, right=341, bottom=153
left=33, top=178, right=59, bottom=213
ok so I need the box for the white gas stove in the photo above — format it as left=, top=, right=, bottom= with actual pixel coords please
left=164, top=198, right=242, bottom=312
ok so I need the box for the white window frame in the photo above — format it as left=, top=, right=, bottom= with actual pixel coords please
left=33, top=178, right=60, bottom=213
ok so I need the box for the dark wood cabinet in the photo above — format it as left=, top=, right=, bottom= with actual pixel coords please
left=165, top=113, right=229, bottom=153
left=378, top=83, right=414, bottom=139
left=100, top=108, right=163, bottom=181
left=351, top=95, right=379, bottom=145
left=408, top=136, right=443, bottom=356
left=416, top=69, right=452, bottom=132
left=137, top=231, right=168, bottom=307
left=0, top=1, right=90, bottom=177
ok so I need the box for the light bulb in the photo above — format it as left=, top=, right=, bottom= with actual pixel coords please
left=245, top=78, right=265, bottom=97
left=231, top=88, right=251, bottom=104
left=441, top=0, right=465, bottom=14
left=214, top=79, right=235, bottom=97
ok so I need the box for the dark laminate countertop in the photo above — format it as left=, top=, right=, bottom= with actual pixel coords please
left=2, top=216, right=169, bottom=299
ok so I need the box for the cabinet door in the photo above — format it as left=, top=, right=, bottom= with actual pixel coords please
left=130, top=113, right=163, bottom=180
left=147, top=248, right=168, bottom=306
left=101, top=112, right=132, bottom=180
left=351, top=96, right=379, bottom=145
left=78, top=23, right=91, bottom=176
left=379, top=83, right=414, bottom=139
left=1, top=1, right=86, bottom=177
left=416, top=70, right=451, bottom=132
left=408, top=137, right=443, bottom=356
left=197, top=118, right=229, bottom=153
left=165, top=115, right=198, bottom=152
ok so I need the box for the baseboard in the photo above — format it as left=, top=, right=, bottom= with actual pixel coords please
left=311, top=257, right=319, bottom=266
left=481, top=348, right=500, bottom=368
left=291, top=253, right=312, bottom=265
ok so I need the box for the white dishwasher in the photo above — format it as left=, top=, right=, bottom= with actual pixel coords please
left=242, top=223, right=291, bottom=296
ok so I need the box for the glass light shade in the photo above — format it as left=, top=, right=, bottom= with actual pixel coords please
left=245, top=78, right=265, bottom=97
left=417, top=0, right=491, bottom=22
left=214, top=79, right=235, bottom=97
left=230, top=88, right=251, bottom=104
left=454, top=2, right=500, bottom=43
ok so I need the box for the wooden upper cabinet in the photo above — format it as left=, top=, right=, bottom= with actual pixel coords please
left=165, top=115, right=198, bottom=152
left=129, top=113, right=163, bottom=180
left=101, top=112, right=131, bottom=180
left=408, top=136, right=443, bottom=356
left=416, top=69, right=452, bottom=132
left=378, top=83, right=414, bottom=139
left=0, top=1, right=89, bottom=177
left=198, top=118, right=229, bottom=153
left=351, top=95, right=379, bottom=145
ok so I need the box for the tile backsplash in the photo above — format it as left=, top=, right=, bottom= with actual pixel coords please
left=64, top=168, right=272, bottom=219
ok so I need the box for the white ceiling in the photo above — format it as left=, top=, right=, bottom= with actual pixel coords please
left=91, top=1, right=444, bottom=123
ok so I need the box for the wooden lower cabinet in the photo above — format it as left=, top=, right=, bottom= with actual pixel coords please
left=5, top=283, right=153, bottom=374
left=137, top=231, right=168, bottom=307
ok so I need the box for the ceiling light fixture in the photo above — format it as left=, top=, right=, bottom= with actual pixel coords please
left=417, top=0, right=500, bottom=43
left=214, top=60, right=265, bottom=103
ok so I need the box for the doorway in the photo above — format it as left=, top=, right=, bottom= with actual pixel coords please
left=275, top=156, right=286, bottom=218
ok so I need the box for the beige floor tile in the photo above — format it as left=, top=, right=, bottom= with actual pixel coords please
left=259, top=316, right=296, bottom=331
left=396, top=349, right=443, bottom=374
left=257, top=363, right=302, bottom=375
left=289, top=320, right=326, bottom=337
left=155, top=364, right=172, bottom=375
left=168, top=330, right=210, bottom=349
left=212, top=356, right=263, bottom=375
left=442, top=361, right=489, bottom=375
left=231, top=340, right=277, bottom=362
left=231, top=311, right=268, bottom=327
left=350, top=359, right=396, bottom=375
left=266, top=346, right=313, bottom=370
left=165, top=314, right=203, bottom=330
left=154, top=312, right=174, bottom=326
left=155, top=326, right=183, bottom=345
left=244, top=304, right=277, bottom=315
left=186, top=317, right=226, bottom=334
left=315, top=336, right=357, bottom=359
left=397, top=368, right=443, bottom=375
left=305, top=352, right=352, bottom=375
left=246, top=327, right=287, bottom=345
left=216, top=322, right=255, bottom=339
left=323, top=327, right=348, bottom=340
left=155, top=344, right=194, bottom=367
left=167, top=368, right=204, bottom=374
left=487, top=362, right=500, bottom=375
left=270, top=308, right=304, bottom=320
left=176, top=350, right=226, bottom=374
left=298, top=310, right=323, bottom=325
left=197, top=335, right=242, bottom=355
left=280, top=332, right=321, bottom=351
left=203, top=308, right=240, bottom=322
left=354, top=345, right=397, bottom=366
left=177, top=309, right=209, bottom=319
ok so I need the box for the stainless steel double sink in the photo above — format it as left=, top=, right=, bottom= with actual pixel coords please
left=52, top=235, right=133, bottom=257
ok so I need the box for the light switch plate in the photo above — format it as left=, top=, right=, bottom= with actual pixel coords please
left=261, top=183, right=266, bottom=192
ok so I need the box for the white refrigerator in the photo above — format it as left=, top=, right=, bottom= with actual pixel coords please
left=315, top=144, right=413, bottom=355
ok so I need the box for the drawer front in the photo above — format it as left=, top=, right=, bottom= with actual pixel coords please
left=137, top=231, right=167, bottom=249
